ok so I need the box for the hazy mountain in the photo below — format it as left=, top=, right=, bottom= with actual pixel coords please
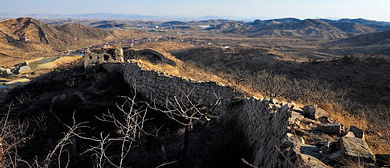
left=337, top=18, right=390, bottom=26
left=320, top=18, right=390, bottom=31
left=213, top=19, right=346, bottom=39
left=264, top=18, right=302, bottom=24
left=209, top=18, right=388, bottom=39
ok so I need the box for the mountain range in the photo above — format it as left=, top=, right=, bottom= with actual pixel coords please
left=209, top=18, right=390, bottom=40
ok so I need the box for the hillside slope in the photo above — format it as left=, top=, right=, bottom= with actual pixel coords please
left=329, top=29, right=390, bottom=47
left=0, top=17, right=145, bottom=66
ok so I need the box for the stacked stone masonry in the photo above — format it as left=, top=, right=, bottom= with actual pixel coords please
left=238, top=98, right=292, bottom=167
left=124, top=63, right=234, bottom=114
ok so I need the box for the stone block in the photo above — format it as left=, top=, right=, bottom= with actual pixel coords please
left=300, top=145, right=322, bottom=159
left=350, top=125, right=364, bottom=139
left=303, top=105, right=328, bottom=119
left=320, top=140, right=340, bottom=154
left=317, top=123, right=341, bottom=135
left=329, top=137, right=375, bottom=163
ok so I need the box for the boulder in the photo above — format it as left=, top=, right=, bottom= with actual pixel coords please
left=350, top=125, right=364, bottom=139
left=329, top=137, right=375, bottom=163
left=303, top=105, right=328, bottom=119
left=297, top=145, right=331, bottom=168
left=16, top=66, right=32, bottom=74
left=300, top=145, right=322, bottom=159
left=300, top=154, right=331, bottom=168
left=317, top=123, right=342, bottom=135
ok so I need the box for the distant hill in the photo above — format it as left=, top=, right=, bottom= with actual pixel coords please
left=328, top=22, right=375, bottom=35
left=0, top=17, right=145, bottom=66
left=320, top=18, right=390, bottom=32
left=215, top=19, right=349, bottom=40
left=320, top=18, right=390, bottom=27
left=329, top=30, right=390, bottom=47
left=210, top=18, right=388, bottom=40
left=89, top=20, right=131, bottom=29
left=0, top=17, right=112, bottom=50
left=192, top=19, right=232, bottom=25
left=263, top=18, right=302, bottom=24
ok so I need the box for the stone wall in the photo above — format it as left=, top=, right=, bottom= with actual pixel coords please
left=123, top=63, right=234, bottom=114
left=238, top=98, right=293, bottom=167
left=120, top=61, right=377, bottom=167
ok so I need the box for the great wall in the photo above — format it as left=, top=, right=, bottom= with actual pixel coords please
left=83, top=47, right=387, bottom=167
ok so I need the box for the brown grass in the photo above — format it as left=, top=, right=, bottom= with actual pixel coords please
left=130, top=51, right=267, bottom=99
left=319, top=103, right=368, bottom=130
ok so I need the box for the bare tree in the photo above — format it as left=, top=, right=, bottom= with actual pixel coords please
left=74, top=87, right=148, bottom=168
left=0, top=102, right=31, bottom=168
left=146, top=87, right=222, bottom=163
left=252, top=70, right=291, bottom=102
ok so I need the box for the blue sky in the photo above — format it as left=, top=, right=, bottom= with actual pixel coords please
left=1, top=0, right=390, bottom=21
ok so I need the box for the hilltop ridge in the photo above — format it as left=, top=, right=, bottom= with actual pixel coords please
left=213, top=19, right=379, bottom=40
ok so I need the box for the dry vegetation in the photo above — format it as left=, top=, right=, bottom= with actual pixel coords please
left=123, top=41, right=390, bottom=154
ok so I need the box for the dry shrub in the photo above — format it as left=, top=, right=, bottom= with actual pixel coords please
left=366, top=133, right=390, bottom=154
left=319, top=102, right=368, bottom=130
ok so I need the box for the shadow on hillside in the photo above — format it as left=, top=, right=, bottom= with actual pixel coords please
left=0, top=60, right=250, bottom=168
left=172, top=47, right=390, bottom=109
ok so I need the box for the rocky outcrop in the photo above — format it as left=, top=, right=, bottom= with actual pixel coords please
left=329, top=136, right=375, bottom=163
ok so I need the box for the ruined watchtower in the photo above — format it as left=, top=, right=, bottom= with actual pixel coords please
left=84, top=46, right=125, bottom=69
